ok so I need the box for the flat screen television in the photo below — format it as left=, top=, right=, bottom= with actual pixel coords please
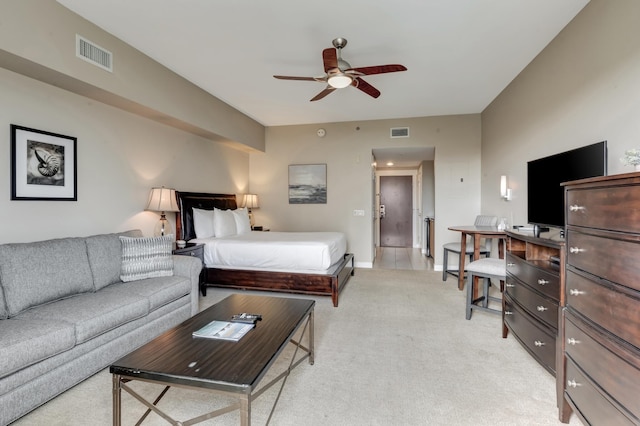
left=527, top=141, right=607, bottom=229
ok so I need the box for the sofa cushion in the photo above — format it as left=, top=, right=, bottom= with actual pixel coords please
left=0, top=238, right=94, bottom=317
left=85, top=230, right=143, bottom=290
left=15, top=291, right=148, bottom=344
left=0, top=319, right=76, bottom=379
left=120, top=235, right=174, bottom=282
left=111, top=275, right=191, bottom=313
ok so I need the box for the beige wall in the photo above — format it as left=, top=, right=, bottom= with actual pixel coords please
left=251, top=115, right=482, bottom=267
left=482, top=0, right=640, bottom=226
left=0, top=67, right=249, bottom=243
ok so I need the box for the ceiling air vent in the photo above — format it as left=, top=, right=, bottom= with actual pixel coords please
left=390, top=127, right=410, bottom=138
left=76, top=35, right=112, bottom=72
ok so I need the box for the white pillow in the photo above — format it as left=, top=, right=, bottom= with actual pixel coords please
left=232, top=208, right=252, bottom=235
left=193, top=208, right=215, bottom=238
left=213, top=208, right=237, bottom=237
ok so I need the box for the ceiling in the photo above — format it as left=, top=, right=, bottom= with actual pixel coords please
left=57, top=0, right=589, bottom=129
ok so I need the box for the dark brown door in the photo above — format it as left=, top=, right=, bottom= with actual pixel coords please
left=380, top=175, right=412, bottom=247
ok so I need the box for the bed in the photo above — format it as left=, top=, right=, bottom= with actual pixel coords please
left=175, top=191, right=355, bottom=307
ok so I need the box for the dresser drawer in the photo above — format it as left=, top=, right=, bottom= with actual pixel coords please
left=566, top=185, right=640, bottom=233
left=504, top=295, right=556, bottom=374
left=506, top=254, right=560, bottom=302
left=564, top=359, right=634, bottom=426
left=566, top=268, right=640, bottom=350
left=564, top=312, right=640, bottom=421
left=567, top=229, right=640, bottom=293
left=505, top=274, right=558, bottom=330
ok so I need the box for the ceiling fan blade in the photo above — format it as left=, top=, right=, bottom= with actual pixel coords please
left=322, top=48, right=339, bottom=73
left=353, top=77, right=381, bottom=98
left=310, top=86, right=336, bottom=102
left=347, top=64, right=407, bottom=75
left=274, top=75, right=320, bottom=81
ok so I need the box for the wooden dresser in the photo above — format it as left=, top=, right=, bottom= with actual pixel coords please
left=504, top=231, right=565, bottom=378
left=560, top=172, right=640, bottom=424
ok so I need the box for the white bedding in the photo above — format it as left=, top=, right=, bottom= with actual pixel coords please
left=191, top=231, right=347, bottom=273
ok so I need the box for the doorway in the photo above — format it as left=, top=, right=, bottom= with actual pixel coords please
left=379, top=175, right=413, bottom=247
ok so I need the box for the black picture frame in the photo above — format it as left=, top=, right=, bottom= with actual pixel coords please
left=11, top=125, right=77, bottom=201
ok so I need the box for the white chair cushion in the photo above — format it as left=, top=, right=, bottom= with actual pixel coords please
left=466, top=258, right=506, bottom=277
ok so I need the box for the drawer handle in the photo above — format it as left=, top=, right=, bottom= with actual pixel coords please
left=567, top=379, right=581, bottom=388
left=567, top=338, right=580, bottom=345
left=504, top=310, right=513, bottom=315
left=569, top=289, right=585, bottom=296
left=506, top=283, right=515, bottom=288
left=534, top=340, right=545, bottom=347
left=569, top=247, right=584, bottom=254
left=537, top=279, right=549, bottom=285
left=536, top=305, right=548, bottom=312
left=507, top=262, right=515, bottom=267
left=569, top=205, right=585, bottom=212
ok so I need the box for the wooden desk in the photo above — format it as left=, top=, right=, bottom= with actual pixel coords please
left=447, top=225, right=506, bottom=291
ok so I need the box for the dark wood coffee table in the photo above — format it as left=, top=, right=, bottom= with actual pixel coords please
left=110, top=294, right=315, bottom=426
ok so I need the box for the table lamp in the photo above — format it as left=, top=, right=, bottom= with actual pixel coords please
left=242, top=193, right=259, bottom=228
left=145, top=187, right=179, bottom=237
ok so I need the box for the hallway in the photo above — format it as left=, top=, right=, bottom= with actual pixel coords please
left=373, top=247, right=433, bottom=271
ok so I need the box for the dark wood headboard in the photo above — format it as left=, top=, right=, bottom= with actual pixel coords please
left=175, top=191, right=237, bottom=241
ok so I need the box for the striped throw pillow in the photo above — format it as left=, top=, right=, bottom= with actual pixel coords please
left=120, top=235, right=174, bottom=282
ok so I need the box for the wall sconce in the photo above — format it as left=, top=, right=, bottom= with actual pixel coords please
left=145, top=187, right=179, bottom=236
left=241, top=193, right=259, bottom=228
left=500, top=175, right=512, bottom=201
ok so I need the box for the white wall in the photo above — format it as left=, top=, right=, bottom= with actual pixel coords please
left=0, top=67, right=249, bottom=243
left=482, top=0, right=640, bottom=224
left=251, top=115, right=482, bottom=267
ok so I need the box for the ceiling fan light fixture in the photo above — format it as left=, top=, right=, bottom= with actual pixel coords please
left=327, top=73, right=353, bottom=89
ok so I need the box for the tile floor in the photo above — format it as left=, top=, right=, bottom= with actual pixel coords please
left=373, top=246, right=433, bottom=271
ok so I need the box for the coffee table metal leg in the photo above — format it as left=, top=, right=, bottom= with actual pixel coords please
left=240, top=394, right=251, bottom=426
left=309, top=309, right=315, bottom=365
left=112, top=374, right=121, bottom=426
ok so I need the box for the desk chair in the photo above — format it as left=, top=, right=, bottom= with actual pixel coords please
left=465, top=258, right=506, bottom=319
left=442, top=215, right=498, bottom=281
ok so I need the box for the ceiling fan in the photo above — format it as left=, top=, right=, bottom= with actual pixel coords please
left=273, top=38, right=407, bottom=101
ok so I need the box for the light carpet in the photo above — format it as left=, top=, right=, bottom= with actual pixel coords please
left=12, top=269, right=582, bottom=425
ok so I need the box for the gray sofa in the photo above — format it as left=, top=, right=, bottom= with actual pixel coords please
left=0, top=230, right=202, bottom=425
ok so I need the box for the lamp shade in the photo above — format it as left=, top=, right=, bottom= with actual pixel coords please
left=500, top=176, right=508, bottom=198
left=145, top=187, right=179, bottom=212
left=242, top=194, right=259, bottom=209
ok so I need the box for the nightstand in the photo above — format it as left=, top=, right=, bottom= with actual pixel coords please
left=172, top=243, right=206, bottom=296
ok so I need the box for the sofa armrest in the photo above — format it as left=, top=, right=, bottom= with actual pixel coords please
left=172, top=255, right=202, bottom=316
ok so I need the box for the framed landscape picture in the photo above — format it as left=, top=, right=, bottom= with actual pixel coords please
left=11, top=125, right=77, bottom=201
left=288, top=164, right=327, bottom=204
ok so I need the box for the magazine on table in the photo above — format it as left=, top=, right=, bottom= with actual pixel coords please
left=192, top=320, right=254, bottom=341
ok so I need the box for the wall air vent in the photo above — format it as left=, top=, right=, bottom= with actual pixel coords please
left=390, top=127, right=410, bottom=138
left=76, top=35, right=112, bottom=72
